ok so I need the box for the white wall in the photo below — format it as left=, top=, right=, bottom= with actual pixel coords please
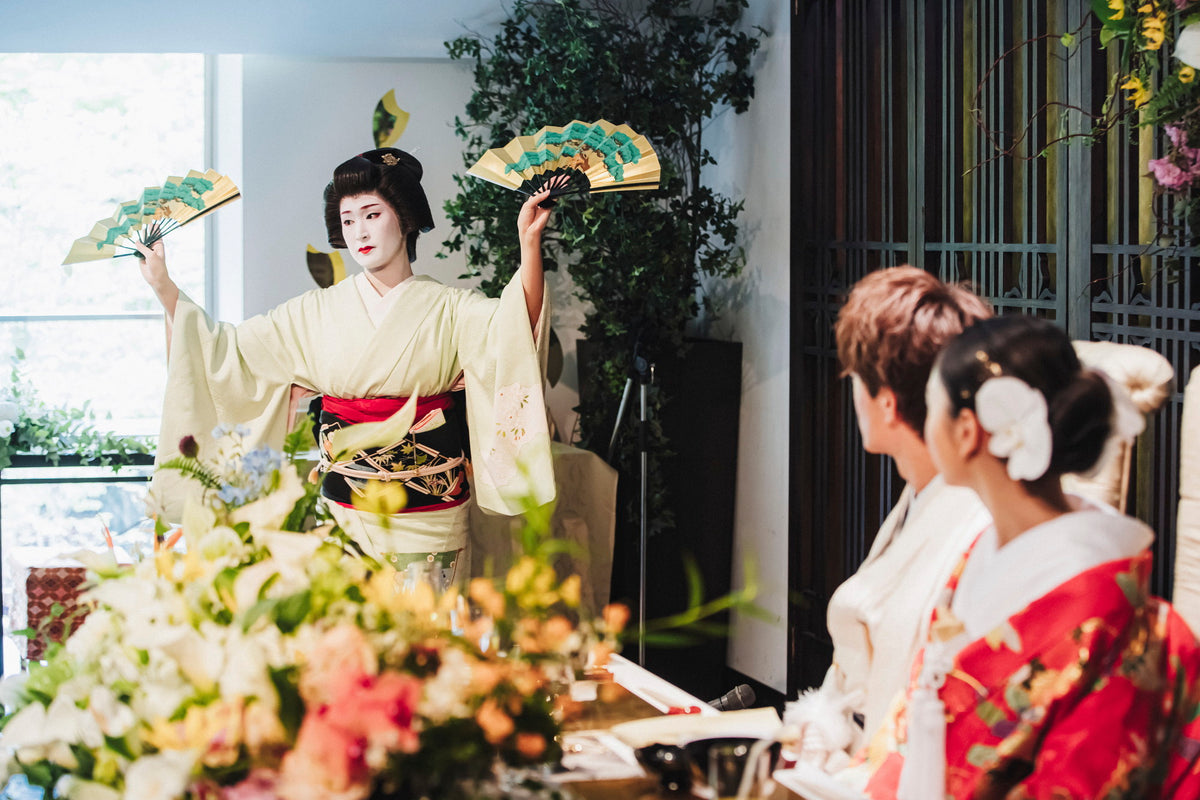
left=696, top=0, right=791, bottom=692
left=240, top=57, right=476, bottom=311
left=238, top=56, right=584, bottom=435
left=7, top=0, right=795, bottom=694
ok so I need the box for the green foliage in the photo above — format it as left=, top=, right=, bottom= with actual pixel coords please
left=0, top=349, right=153, bottom=471
left=443, top=0, right=764, bottom=539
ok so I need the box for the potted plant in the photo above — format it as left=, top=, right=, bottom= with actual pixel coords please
left=0, top=350, right=153, bottom=471
left=442, top=0, right=764, bottom=695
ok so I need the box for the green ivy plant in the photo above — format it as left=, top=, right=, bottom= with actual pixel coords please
left=442, top=0, right=764, bottom=537
left=0, top=350, right=153, bottom=471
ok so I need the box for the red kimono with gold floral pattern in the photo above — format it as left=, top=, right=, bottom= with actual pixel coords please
left=860, top=550, right=1200, bottom=799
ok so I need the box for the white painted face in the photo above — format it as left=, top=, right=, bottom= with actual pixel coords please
left=339, top=192, right=406, bottom=272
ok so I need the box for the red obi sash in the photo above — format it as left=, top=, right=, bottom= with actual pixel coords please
left=318, top=393, right=469, bottom=513
left=322, top=394, right=456, bottom=425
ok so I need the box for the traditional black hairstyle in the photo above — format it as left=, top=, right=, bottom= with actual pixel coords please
left=324, top=148, right=435, bottom=262
left=934, top=315, right=1114, bottom=478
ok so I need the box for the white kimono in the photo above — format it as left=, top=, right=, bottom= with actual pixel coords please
left=151, top=271, right=555, bottom=559
left=792, top=476, right=991, bottom=765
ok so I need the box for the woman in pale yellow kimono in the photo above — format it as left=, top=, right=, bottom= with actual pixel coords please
left=134, top=148, right=556, bottom=579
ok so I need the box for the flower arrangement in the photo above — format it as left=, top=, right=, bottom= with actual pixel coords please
left=0, top=350, right=153, bottom=471
left=0, top=420, right=628, bottom=800
left=1094, top=0, right=1200, bottom=233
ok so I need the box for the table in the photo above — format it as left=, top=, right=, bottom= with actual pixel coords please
left=562, top=655, right=803, bottom=800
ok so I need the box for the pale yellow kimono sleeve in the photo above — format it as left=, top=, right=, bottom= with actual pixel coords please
left=455, top=274, right=556, bottom=516
left=150, top=292, right=318, bottom=522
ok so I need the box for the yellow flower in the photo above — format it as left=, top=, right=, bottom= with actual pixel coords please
left=1109, top=0, right=1126, bottom=20
left=505, top=555, right=559, bottom=609
left=559, top=574, right=582, bottom=608
left=362, top=564, right=406, bottom=614
left=1142, top=13, right=1166, bottom=50
left=352, top=479, right=407, bottom=516
left=1181, top=66, right=1196, bottom=83
left=144, top=701, right=244, bottom=767
left=1121, top=75, right=1153, bottom=107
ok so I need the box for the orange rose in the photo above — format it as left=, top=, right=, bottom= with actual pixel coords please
left=476, top=699, right=514, bottom=745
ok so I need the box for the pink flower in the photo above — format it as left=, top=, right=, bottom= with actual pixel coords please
left=324, top=671, right=422, bottom=754
left=1149, top=156, right=1194, bottom=189
left=277, top=711, right=371, bottom=800
left=221, top=770, right=281, bottom=800
left=299, top=624, right=378, bottom=706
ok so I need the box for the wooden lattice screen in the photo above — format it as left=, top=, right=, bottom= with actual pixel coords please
left=789, top=0, right=1200, bottom=694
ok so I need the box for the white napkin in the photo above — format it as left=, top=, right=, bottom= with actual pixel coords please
left=772, top=764, right=870, bottom=800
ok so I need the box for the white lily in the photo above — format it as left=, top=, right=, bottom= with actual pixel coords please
left=0, top=672, right=29, bottom=710
left=87, top=687, right=137, bottom=738
left=1176, top=24, right=1200, bottom=69
left=65, top=609, right=116, bottom=664
left=130, top=653, right=194, bottom=722
left=192, top=525, right=245, bottom=561
left=60, top=549, right=123, bottom=578
left=230, top=467, right=308, bottom=530
left=57, top=775, right=123, bottom=800
left=4, top=694, right=103, bottom=752
left=154, top=623, right=226, bottom=692
left=122, top=751, right=198, bottom=800
left=218, top=628, right=277, bottom=711
left=233, top=531, right=322, bottom=612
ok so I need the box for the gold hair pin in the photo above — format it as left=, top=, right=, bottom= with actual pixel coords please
left=975, top=349, right=1003, bottom=377
left=381, top=153, right=400, bottom=166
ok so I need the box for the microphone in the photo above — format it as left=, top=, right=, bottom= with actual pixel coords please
left=707, top=684, right=756, bottom=712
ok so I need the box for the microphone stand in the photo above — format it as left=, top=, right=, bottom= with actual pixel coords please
left=607, top=343, right=654, bottom=665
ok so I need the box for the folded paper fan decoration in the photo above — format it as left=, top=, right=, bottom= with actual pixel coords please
left=63, top=169, right=240, bottom=264
left=373, top=90, right=410, bottom=149
left=307, top=245, right=348, bottom=288
left=467, top=119, right=659, bottom=200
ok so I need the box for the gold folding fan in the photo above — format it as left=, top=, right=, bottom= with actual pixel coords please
left=467, top=119, right=660, bottom=200
left=64, top=169, right=240, bottom=264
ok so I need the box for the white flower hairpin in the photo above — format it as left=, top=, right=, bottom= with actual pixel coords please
left=975, top=375, right=1053, bottom=481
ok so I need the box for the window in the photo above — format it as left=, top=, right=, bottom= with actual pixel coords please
left=0, top=54, right=210, bottom=669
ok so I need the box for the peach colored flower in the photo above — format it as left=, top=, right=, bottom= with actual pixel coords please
left=603, top=603, right=631, bottom=634
left=468, top=578, right=506, bottom=623
left=515, top=732, right=547, bottom=760
left=590, top=642, right=615, bottom=669
left=475, top=699, right=514, bottom=745
left=277, top=712, right=370, bottom=800
left=508, top=662, right=546, bottom=696
left=515, top=617, right=544, bottom=653
left=299, top=625, right=378, bottom=705
left=470, top=662, right=506, bottom=695
left=540, top=615, right=574, bottom=651
left=242, top=701, right=288, bottom=758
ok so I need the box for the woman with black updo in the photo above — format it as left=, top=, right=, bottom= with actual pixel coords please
left=135, top=148, right=556, bottom=583
left=852, top=316, right=1200, bottom=799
